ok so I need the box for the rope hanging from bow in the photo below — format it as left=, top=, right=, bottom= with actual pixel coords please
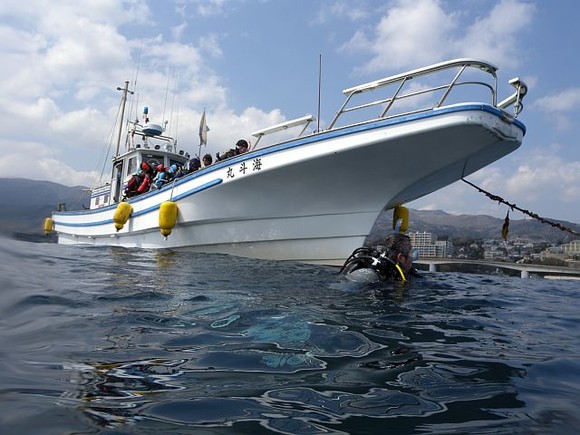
left=461, top=178, right=580, bottom=238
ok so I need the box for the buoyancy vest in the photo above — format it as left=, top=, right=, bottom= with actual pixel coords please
left=339, top=246, right=410, bottom=282
left=125, top=174, right=141, bottom=197
left=137, top=174, right=151, bottom=193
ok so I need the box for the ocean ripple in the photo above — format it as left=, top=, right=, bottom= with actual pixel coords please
left=1, top=237, right=579, bottom=434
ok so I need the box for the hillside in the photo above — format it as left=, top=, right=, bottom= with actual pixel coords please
left=1, top=178, right=578, bottom=244
left=367, top=208, right=580, bottom=245
left=0, top=178, right=88, bottom=234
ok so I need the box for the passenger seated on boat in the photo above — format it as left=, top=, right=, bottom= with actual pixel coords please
left=124, top=173, right=142, bottom=198
left=202, top=153, right=213, bottom=167
left=138, top=171, right=152, bottom=193
left=235, top=139, right=249, bottom=154
left=167, top=164, right=182, bottom=179
left=215, top=148, right=235, bottom=162
left=152, top=164, right=169, bottom=189
left=124, top=169, right=152, bottom=198
left=339, top=234, right=419, bottom=283
left=183, top=157, right=201, bottom=174
left=141, top=161, right=154, bottom=175
left=215, top=139, right=250, bottom=161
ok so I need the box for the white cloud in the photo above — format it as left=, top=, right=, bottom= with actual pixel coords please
left=2, top=98, right=58, bottom=125
left=505, top=152, right=580, bottom=203
left=0, top=0, right=151, bottom=27
left=172, top=21, right=188, bottom=41
left=0, top=1, right=235, bottom=186
left=411, top=149, right=580, bottom=224
left=314, top=0, right=370, bottom=24
left=0, top=138, right=100, bottom=187
left=343, top=0, right=535, bottom=75
left=0, top=3, right=137, bottom=106
left=459, top=0, right=535, bottom=68
left=191, top=0, right=229, bottom=17
left=199, top=33, right=224, bottom=59
left=530, top=87, right=580, bottom=132
left=343, top=0, right=457, bottom=72
left=49, top=108, right=109, bottom=145
left=533, top=88, right=580, bottom=113
left=43, top=23, right=129, bottom=80
left=180, top=106, right=288, bottom=155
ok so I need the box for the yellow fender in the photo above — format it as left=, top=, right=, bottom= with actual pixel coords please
left=113, top=202, right=133, bottom=231
left=392, top=205, right=409, bottom=233
left=159, top=201, right=178, bottom=237
left=43, top=217, right=53, bottom=235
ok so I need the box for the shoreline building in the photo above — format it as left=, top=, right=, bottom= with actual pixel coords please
left=562, top=240, right=580, bottom=259
left=436, top=240, right=455, bottom=258
left=409, top=231, right=454, bottom=258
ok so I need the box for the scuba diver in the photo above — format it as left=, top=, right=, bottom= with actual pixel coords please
left=339, top=233, right=419, bottom=283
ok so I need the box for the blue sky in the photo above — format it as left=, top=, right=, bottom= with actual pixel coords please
left=0, top=0, right=579, bottom=224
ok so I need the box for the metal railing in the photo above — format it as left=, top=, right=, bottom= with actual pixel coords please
left=247, top=59, right=527, bottom=146
left=327, top=58, right=525, bottom=130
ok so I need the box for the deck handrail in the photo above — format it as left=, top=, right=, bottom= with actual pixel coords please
left=251, top=115, right=314, bottom=149
left=327, top=58, right=504, bottom=130
left=249, top=59, right=526, bottom=146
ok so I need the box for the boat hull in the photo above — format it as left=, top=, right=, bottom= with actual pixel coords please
left=53, top=105, right=525, bottom=264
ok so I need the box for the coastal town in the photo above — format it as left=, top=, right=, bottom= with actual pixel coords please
left=409, top=230, right=580, bottom=269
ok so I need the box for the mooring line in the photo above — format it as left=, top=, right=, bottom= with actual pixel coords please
left=461, top=178, right=580, bottom=237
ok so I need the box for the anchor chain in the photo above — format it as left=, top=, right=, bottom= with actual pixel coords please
left=461, top=178, right=580, bottom=237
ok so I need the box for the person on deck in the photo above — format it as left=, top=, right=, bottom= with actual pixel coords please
left=166, top=164, right=182, bottom=180
left=235, top=139, right=249, bottom=154
left=339, top=233, right=419, bottom=283
left=202, top=153, right=213, bottom=167
left=124, top=169, right=152, bottom=198
left=124, top=162, right=153, bottom=198
left=124, top=172, right=143, bottom=198
left=152, top=164, right=169, bottom=189
left=216, top=139, right=250, bottom=161
left=184, top=157, right=201, bottom=174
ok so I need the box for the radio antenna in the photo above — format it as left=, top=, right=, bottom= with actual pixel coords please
left=317, top=54, right=322, bottom=132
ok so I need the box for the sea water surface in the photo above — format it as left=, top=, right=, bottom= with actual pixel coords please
left=1, top=235, right=579, bottom=434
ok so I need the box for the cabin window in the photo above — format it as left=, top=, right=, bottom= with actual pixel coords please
left=143, top=153, right=164, bottom=168
left=127, top=157, right=137, bottom=177
left=170, top=158, right=185, bottom=168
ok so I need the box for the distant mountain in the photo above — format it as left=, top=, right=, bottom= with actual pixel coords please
left=1, top=178, right=578, bottom=244
left=367, top=208, right=580, bottom=245
left=0, top=178, right=88, bottom=234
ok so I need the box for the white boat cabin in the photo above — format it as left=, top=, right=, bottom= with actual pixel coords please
left=89, top=119, right=190, bottom=210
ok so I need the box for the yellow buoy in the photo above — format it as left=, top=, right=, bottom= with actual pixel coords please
left=159, top=201, right=178, bottom=237
left=43, top=217, right=53, bottom=235
left=113, top=202, right=133, bottom=231
left=392, top=205, right=409, bottom=233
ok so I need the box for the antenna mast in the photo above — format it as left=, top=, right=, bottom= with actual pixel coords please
left=317, top=54, right=322, bottom=132
left=115, top=81, right=133, bottom=157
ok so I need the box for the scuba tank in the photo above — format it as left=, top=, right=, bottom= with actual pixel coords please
left=339, top=246, right=415, bottom=283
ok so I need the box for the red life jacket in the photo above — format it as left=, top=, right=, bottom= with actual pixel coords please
left=125, top=174, right=141, bottom=196
left=137, top=174, right=151, bottom=193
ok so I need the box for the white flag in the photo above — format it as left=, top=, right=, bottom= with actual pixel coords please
left=199, top=109, right=210, bottom=146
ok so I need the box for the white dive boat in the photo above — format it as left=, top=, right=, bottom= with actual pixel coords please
left=50, top=58, right=528, bottom=265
